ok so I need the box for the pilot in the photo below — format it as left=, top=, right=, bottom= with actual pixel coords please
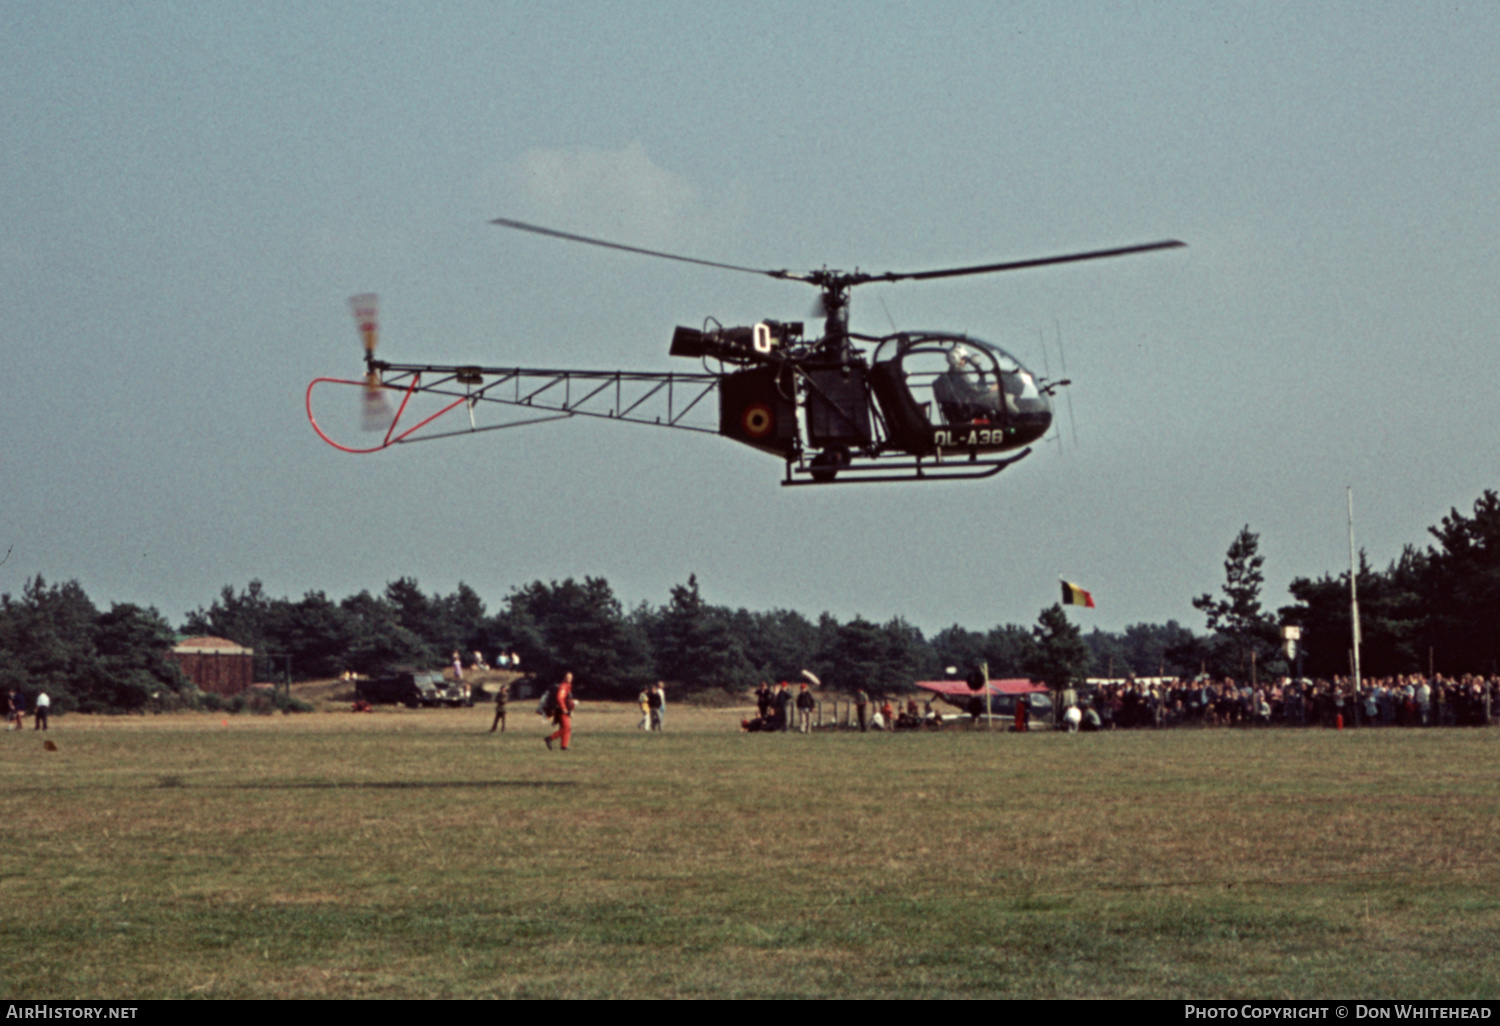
left=934, top=344, right=1002, bottom=424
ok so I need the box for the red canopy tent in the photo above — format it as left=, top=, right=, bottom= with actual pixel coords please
left=914, top=678, right=1048, bottom=703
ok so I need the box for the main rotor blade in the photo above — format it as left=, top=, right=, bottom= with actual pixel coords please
left=491, top=217, right=796, bottom=281
left=875, top=239, right=1186, bottom=284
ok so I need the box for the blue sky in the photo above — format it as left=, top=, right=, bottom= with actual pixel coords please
left=4, top=2, right=1498, bottom=635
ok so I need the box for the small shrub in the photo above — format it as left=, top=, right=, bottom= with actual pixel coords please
left=222, top=688, right=313, bottom=715
left=270, top=690, right=314, bottom=714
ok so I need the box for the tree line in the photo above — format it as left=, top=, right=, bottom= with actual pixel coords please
left=1197, top=490, right=1500, bottom=683
left=0, top=578, right=180, bottom=713
left=3, top=488, right=1498, bottom=711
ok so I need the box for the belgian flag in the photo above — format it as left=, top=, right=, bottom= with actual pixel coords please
left=1060, top=579, right=1095, bottom=608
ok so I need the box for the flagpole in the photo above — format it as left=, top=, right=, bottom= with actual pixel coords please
left=1348, top=487, right=1363, bottom=697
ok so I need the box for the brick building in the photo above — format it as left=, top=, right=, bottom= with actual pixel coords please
left=165, top=636, right=254, bottom=696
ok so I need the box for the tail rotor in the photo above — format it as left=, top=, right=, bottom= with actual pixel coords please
left=348, top=294, right=392, bottom=431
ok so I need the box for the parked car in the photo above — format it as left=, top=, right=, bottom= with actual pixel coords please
left=432, top=677, right=473, bottom=707
left=356, top=671, right=453, bottom=708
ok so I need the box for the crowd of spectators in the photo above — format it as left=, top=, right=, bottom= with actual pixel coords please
left=743, top=683, right=945, bottom=733
left=738, top=673, right=1496, bottom=734
left=1068, top=674, right=1497, bottom=730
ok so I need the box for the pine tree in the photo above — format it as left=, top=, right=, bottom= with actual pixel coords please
left=1024, top=604, right=1090, bottom=716
left=498, top=577, right=652, bottom=697
left=1422, top=489, right=1500, bottom=673
left=649, top=575, right=753, bottom=692
left=1193, top=526, right=1278, bottom=677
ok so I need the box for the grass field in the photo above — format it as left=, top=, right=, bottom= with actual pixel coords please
left=2, top=701, right=1498, bottom=999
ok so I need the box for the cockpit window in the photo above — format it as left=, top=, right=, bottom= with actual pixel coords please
left=889, top=335, right=1049, bottom=428
left=1002, top=365, right=1047, bottom=415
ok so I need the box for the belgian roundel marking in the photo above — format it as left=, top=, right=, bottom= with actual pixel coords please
left=742, top=403, right=774, bottom=438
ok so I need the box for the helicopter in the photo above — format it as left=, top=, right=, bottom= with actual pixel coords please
left=306, top=218, right=1184, bottom=485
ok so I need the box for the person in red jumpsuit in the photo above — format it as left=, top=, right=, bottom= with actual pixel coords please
left=545, top=672, right=576, bottom=751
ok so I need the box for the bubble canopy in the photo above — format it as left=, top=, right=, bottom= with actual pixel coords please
left=871, top=332, right=1052, bottom=447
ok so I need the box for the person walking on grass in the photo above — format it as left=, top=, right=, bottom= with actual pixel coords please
left=544, top=672, right=576, bottom=751
left=489, top=679, right=509, bottom=733
left=649, top=681, right=666, bottom=732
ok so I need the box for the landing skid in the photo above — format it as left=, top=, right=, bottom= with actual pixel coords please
left=782, top=448, right=1032, bottom=486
